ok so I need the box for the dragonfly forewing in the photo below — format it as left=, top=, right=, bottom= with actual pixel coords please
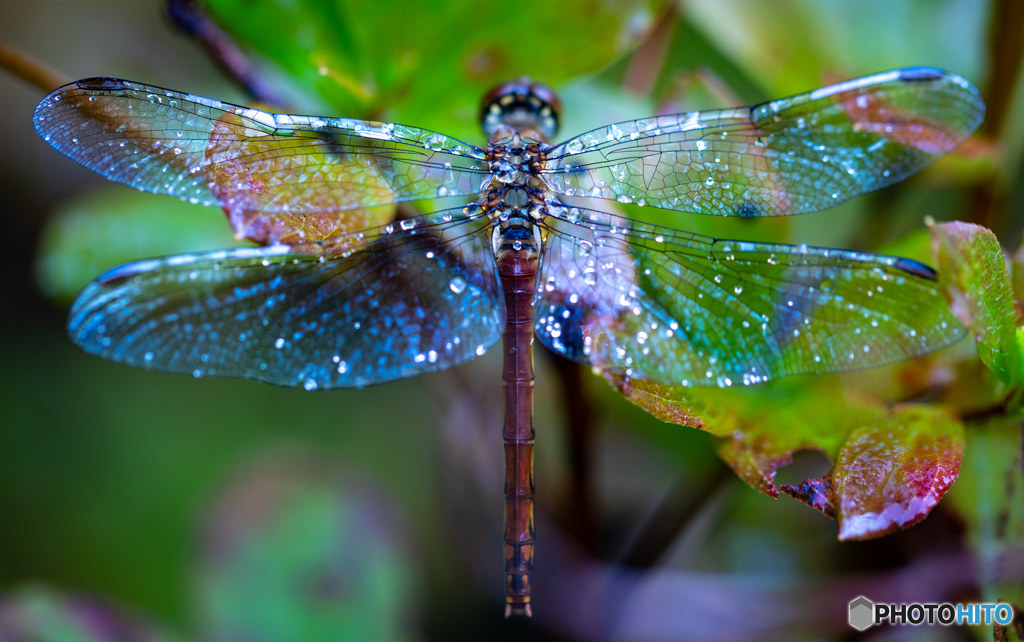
left=69, top=208, right=503, bottom=389
left=534, top=207, right=966, bottom=387
left=33, top=78, right=492, bottom=245
left=542, top=67, right=984, bottom=217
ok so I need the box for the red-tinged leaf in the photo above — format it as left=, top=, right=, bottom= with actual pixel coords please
left=780, top=476, right=836, bottom=518
left=605, top=372, right=885, bottom=497
left=783, top=405, right=964, bottom=540
left=931, top=220, right=1020, bottom=385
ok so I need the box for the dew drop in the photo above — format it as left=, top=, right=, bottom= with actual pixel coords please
left=449, top=277, right=467, bottom=294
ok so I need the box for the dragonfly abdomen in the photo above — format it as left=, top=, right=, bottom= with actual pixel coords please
left=497, top=235, right=539, bottom=618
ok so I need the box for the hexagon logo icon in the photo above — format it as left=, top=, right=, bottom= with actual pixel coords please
left=849, top=596, right=874, bottom=631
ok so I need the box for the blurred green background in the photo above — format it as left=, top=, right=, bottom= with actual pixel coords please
left=1, top=1, right=1022, bottom=640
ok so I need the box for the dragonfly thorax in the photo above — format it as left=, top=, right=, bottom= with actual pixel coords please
left=492, top=214, right=541, bottom=263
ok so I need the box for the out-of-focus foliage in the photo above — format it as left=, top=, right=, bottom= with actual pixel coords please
left=0, top=587, right=185, bottom=642
left=36, top=188, right=242, bottom=304
left=947, top=418, right=1024, bottom=622
left=195, top=455, right=418, bottom=642
left=0, top=453, right=417, bottom=642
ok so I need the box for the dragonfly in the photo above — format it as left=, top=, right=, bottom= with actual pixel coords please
left=33, top=67, right=984, bottom=617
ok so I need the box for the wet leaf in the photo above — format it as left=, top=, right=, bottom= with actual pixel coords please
left=36, top=187, right=243, bottom=304
left=932, top=220, right=1020, bottom=386
left=782, top=405, right=964, bottom=540
left=0, top=586, right=184, bottom=642
left=606, top=372, right=885, bottom=497
left=195, top=453, right=418, bottom=642
left=946, top=418, right=1024, bottom=609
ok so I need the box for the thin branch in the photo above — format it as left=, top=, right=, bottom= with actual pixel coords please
left=622, top=2, right=679, bottom=98
left=0, top=41, right=68, bottom=94
left=165, top=0, right=295, bottom=110
left=549, top=354, right=599, bottom=556
left=618, top=460, right=732, bottom=568
left=971, top=0, right=1024, bottom=237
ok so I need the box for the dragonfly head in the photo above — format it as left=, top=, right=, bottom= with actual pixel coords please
left=481, top=78, right=560, bottom=143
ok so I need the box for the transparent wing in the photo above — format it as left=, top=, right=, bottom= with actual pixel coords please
left=34, top=78, right=491, bottom=243
left=534, top=206, right=965, bottom=387
left=542, top=68, right=984, bottom=217
left=69, top=207, right=502, bottom=389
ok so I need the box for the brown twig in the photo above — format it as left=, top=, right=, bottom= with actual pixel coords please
left=621, top=2, right=678, bottom=98
left=165, top=0, right=295, bottom=110
left=618, top=460, right=733, bottom=568
left=0, top=41, right=68, bottom=94
left=549, top=355, right=599, bottom=556
left=971, top=0, right=1024, bottom=237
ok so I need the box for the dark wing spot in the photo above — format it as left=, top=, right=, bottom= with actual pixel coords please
left=894, top=257, right=938, bottom=280
left=898, top=67, right=942, bottom=82
left=76, top=78, right=128, bottom=91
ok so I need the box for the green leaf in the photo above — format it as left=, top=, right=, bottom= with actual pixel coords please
left=35, top=187, right=243, bottom=305
left=0, top=586, right=185, bottom=642
left=195, top=454, right=418, bottom=642
left=931, top=220, right=1021, bottom=386
left=200, top=0, right=658, bottom=142
left=1012, top=240, right=1024, bottom=314
left=605, top=372, right=884, bottom=497
left=781, top=405, right=964, bottom=540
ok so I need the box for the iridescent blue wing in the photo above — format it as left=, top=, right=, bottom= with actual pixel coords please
left=33, top=78, right=490, bottom=244
left=534, top=206, right=965, bottom=387
left=69, top=208, right=502, bottom=389
left=542, top=68, right=984, bottom=217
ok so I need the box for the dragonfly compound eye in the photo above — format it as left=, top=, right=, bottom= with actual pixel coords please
left=480, top=78, right=561, bottom=142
